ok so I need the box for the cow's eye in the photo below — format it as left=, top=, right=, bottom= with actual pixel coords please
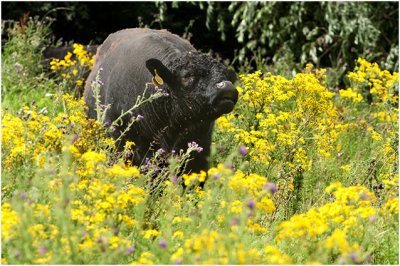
left=182, top=76, right=196, bottom=88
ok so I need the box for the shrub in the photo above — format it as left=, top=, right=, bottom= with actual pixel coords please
left=49, top=43, right=95, bottom=97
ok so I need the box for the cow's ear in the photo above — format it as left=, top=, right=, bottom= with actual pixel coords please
left=227, top=69, right=237, bottom=84
left=146, top=58, right=175, bottom=87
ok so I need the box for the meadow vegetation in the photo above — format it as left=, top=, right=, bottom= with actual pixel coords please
left=1, top=18, right=398, bottom=264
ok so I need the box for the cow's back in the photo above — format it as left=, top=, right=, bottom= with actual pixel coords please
left=84, top=28, right=195, bottom=119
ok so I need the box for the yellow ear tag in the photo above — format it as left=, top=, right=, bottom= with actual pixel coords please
left=152, top=69, right=164, bottom=87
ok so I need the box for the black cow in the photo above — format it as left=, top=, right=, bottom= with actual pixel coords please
left=84, top=28, right=238, bottom=175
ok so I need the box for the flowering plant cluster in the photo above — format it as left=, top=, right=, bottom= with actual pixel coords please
left=49, top=43, right=95, bottom=96
left=1, top=55, right=398, bottom=264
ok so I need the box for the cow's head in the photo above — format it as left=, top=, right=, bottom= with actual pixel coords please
left=146, top=52, right=238, bottom=124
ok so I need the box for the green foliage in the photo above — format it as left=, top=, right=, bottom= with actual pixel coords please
left=1, top=16, right=60, bottom=113
left=228, top=2, right=398, bottom=73
left=2, top=16, right=52, bottom=83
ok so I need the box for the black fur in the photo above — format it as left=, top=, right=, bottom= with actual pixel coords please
left=84, top=28, right=238, bottom=174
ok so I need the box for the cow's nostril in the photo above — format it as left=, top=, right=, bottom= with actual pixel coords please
left=219, top=87, right=237, bottom=100
left=211, top=80, right=238, bottom=116
left=216, top=81, right=238, bottom=102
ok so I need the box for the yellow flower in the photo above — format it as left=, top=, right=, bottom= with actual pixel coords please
left=230, top=200, right=243, bottom=213
left=80, top=150, right=106, bottom=175
left=340, top=164, right=351, bottom=171
left=264, top=245, right=292, bottom=264
left=339, top=88, right=363, bottom=102
left=247, top=221, right=267, bottom=233
left=256, top=197, right=276, bottom=213
left=75, top=79, right=84, bottom=87
left=182, top=171, right=207, bottom=186
left=172, top=216, right=192, bottom=223
left=383, top=198, right=399, bottom=214
left=173, top=231, right=184, bottom=238
left=170, top=247, right=183, bottom=263
left=325, top=229, right=349, bottom=250
left=106, top=164, right=140, bottom=178
left=1, top=203, right=20, bottom=241
left=143, top=229, right=160, bottom=239
left=131, top=251, right=154, bottom=265
left=81, top=150, right=106, bottom=163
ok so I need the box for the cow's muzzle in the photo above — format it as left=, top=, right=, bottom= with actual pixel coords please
left=212, top=81, right=239, bottom=115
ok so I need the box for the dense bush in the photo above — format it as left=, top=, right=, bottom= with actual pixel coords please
left=1, top=17, right=398, bottom=265
left=226, top=2, right=399, bottom=72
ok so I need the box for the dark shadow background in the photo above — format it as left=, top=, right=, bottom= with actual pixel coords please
left=1, top=2, right=239, bottom=61
left=2, top=1, right=398, bottom=77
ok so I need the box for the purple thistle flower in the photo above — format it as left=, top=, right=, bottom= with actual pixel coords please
left=224, top=162, right=233, bottom=169
left=159, top=239, right=167, bottom=249
left=72, top=134, right=79, bottom=142
left=360, top=192, right=369, bottom=201
left=125, top=151, right=133, bottom=158
left=104, top=121, right=110, bottom=127
left=369, top=215, right=376, bottom=223
left=264, top=182, right=277, bottom=194
left=350, top=252, right=358, bottom=262
left=111, top=125, right=117, bottom=132
left=213, top=173, right=221, bottom=180
left=171, top=175, right=179, bottom=184
left=39, top=246, right=46, bottom=255
left=142, top=157, right=151, bottom=173
left=239, top=145, right=248, bottom=156
left=136, top=114, right=144, bottom=121
left=157, top=148, right=165, bottom=155
left=188, top=141, right=203, bottom=153
left=231, top=219, right=239, bottom=226
left=247, top=199, right=255, bottom=209
left=20, top=192, right=27, bottom=199
left=126, top=246, right=135, bottom=255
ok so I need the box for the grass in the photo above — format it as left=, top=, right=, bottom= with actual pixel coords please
left=1, top=17, right=399, bottom=265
